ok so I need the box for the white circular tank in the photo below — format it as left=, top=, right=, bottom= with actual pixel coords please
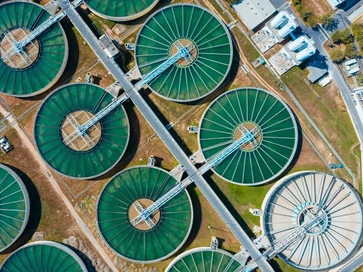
left=261, top=172, right=363, bottom=271
left=271, top=11, right=288, bottom=28
left=296, top=47, right=316, bottom=61
left=278, top=21, right=297, bottom=38
left=288, top=36, right=306, bottom=51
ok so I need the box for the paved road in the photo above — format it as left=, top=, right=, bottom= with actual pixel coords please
left=279, top=6, right=363, bottom=180
left=58, top=1, right=274, bottom=271
left=340, top=252, right=363, bottom=271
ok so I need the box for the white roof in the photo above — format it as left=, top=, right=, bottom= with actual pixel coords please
left=327, top=0, right=345, bottom=8
left=345, top=59, right=357, bottom=65
left=349, top=67, right=360, bottom=74
left=319, top=75, right=332, bottom=87
left=232, top=0, right=276, bottom=30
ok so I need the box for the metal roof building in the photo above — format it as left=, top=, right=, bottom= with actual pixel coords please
left=326, top=0, right=345, bottom=9
left=99, top=34, right=119, bottom=59
left=307, top=55, right=329, bottom=83
left=232, top=0, right=276, bottom=30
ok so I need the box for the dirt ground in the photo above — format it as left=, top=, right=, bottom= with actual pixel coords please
left=302, top=0, right=333, bottom=17
left=0, top=127, right=106, bottom=270
left=354, top=13, right=363, bottom=24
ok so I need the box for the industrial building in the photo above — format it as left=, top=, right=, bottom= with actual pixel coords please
left=4, top=1, right=363, bottom=271
left=166, top=247, right=244, bottom=271
left=134, top=4, right=233, bottom=102
left=261, top=172, right=363, bottom=270
left=252, top=11, right=298, bottom=53
left=269, top=35, right=317, bottom=75
left=327, top=0, right=345, bottom=9
left=232, top=0, right=276, bottom=31
left=305, top=54, right=329, bottom=83
left=0, top=1, right=68, bottom=97
left=198, top=87, right=298, bottom=185
left=97, top=166, right=193, bottom=263
left=99, top=34, right=119, bottom=59
left=34, top=83, right=130, bottom=179
left=84, top=0, right=160, bottom=21
left=0, top=241, right=87, bottom=271
left=0, top=164, right=30, bottom=253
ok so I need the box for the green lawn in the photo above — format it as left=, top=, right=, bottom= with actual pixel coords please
left=282, top=67, right=359, bottom=178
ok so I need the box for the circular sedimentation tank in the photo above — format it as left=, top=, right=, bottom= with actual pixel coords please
left=84, top=0, right=159, bottom=21
left=261, top=172, right=363, bottom=270
left=97, top=166, right=193, bottom=263
left=165, top=247, right=243, bottom=271
left=0, top=164, right=30, bottom=253
left=0, top=241, right=87, bottom=271
left=34, top=83, right=129, bottom=179
left=135, top=4, right=233, bottom=102
left=199, top=87, right=298, bottom=185
left=0, top=1, right=68, bottom=97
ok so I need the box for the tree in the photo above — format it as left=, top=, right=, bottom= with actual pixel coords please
left=307, top=16, right=317, bottom=28
left=341, top=29, right=353, bottom=44
left=357, top=72, right=363, bottom=83
left=320, top=14, right=335, bottom=27
left=329, top=49, right=345, bottom=62
left=331, top=30, right=342, bottom=43
left=344, top=43, right=358, bottom=58
left=292, top=0, right=301, bottom=5
left=351, top=23, right=363, bottom=42
left=331, top=29, right=353, bottom=44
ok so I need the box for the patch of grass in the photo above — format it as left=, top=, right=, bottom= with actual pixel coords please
left=88, top=13, right=116, bottom=31
left=231, top=28, right=260, bottom=62
left=282, top=67, right=358, bottom=178
left=272, top=257, right=301, bottom=272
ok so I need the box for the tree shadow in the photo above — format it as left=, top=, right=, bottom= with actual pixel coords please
left=322, top=19, right=339, bottom=33
left=0, top=165, right=41, bottom=254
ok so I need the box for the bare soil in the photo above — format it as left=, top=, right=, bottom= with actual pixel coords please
left=128, top=199, right=160, bottom=231
left=302, top=0, right=333, bottom=18
left=0, top=28, right=39, bottom=69
left=61, top=110, right=101, bottom=151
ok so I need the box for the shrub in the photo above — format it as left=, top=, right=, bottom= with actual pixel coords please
left=329, top=49, right=345, bottom=62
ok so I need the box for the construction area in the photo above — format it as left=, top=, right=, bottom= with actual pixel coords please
left=0, top=0, right=362, bottom=271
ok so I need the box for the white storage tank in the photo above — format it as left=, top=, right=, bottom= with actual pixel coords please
left=288, top=36, right=307, bottom=51
left=278, top=21, right=297, bottom=38
left=271, top=11, right=288, bottom=28
left=296, top=46, right=316, bottom=62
